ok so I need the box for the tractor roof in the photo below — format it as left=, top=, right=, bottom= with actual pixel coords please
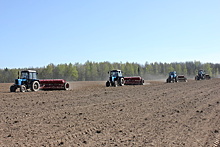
left=21, top=70, right=37, bottom=73
left=111, top=69, right=122, bottom=72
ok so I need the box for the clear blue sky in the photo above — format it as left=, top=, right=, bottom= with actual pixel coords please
left=1, top=0, right=220, bottom=69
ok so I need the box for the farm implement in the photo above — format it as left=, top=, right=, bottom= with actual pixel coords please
left=124, top=76, right=144, bottom=85
left=10, top=70, right=69, bottom=92
left=106, top=70, right=144, bottom=87
left=177, top=75, right=187, bottom=82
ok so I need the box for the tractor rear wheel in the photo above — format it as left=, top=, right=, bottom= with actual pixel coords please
left=106, top=81, right=110, bottom=87
left=31, top=81, right=40, bottom=91
left=119, top=78, right=124, bottom=86
left=20, top=85, right=26, bottom=92
left=175, top=77, right=178, bottom=83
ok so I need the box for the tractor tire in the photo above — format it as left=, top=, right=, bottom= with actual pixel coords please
left=10, top=85, right=16, bottom=92
left=195, top=76, right=199, bottom=80
left=105, top=81, right=111, bottom=87
left=20, top=85, right=26, bottom=92
left=175, top=77, right=178, bottom=83
left=64, top=82, right=70, bottom=90
left=31, top=81, right=40, bottom=91
left=114, top=81, right=118, bottom=87
left=119, top=78, right=125, bottom=86
left=106, top=81, right=110, bottom=87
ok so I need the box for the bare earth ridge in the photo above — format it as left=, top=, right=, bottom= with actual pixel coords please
left=0, top=79, right=220, bottom=146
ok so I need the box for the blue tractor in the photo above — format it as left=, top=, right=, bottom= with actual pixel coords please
left=10, top=70, right=40, bottom=92
left=166, top=71, right=178, bottom=83
left=195, top=69, right=211, bottom=80
left=106, top=70, right=125, bottom=87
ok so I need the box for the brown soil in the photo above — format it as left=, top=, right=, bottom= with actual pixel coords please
left=0, top=79, right=220, bottom=146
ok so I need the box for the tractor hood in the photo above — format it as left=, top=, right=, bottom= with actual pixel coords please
left=15, top=79, right=27, bottom=85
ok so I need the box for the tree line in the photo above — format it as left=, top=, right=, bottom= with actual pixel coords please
left=0, top=61, right=220, bottom=83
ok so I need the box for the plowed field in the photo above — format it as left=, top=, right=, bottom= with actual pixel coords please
left=1, top=79, right=220, bottom=146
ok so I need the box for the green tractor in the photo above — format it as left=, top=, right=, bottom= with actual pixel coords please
left=106, top=70, right=125, bottom=87
left=10, top=70, right=40, bottom=92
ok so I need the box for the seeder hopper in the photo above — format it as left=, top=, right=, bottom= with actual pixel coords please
left=39, top=79, right=69, bottom=90
left=177, top=75, right=187, bottom=82
left=124, top=76, right=144, bottom=85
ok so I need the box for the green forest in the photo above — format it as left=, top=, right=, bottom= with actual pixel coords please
left=0, top=61, right=219, bottom=83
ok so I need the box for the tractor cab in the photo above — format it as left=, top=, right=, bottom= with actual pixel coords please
left=169, top=71, right=177, bottom=78
left=198, top=70, right=205, bottom=77
left=10, top=70, right=40, bottom=92
left=21, top=70, right=38, bottom=79
left=109, top=70, right=123, bottom=77
left=15, top=70, right=38, bottom=85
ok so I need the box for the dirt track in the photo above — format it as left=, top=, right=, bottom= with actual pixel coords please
left=0, top=79, right=220, bottom=146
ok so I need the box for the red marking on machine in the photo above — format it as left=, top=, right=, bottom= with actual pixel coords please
left=124, top=76, right=144, bottom=85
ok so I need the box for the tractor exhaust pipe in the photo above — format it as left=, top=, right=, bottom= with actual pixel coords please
left=18, top=71, right=20, bottom=79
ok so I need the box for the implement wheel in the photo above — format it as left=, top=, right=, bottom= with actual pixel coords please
left=140, top=80, right=144, bottom=85
left=64, top=82, right=70, bottom=90
left=31, top=81, right=40, bottom=91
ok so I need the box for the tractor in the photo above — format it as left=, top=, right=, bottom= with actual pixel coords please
left=195, top=69, right=211, bottom=80
left=10, top=70, right=70, bottom=92
left=106, top=70, right=125, bottom=87
left=10, top=70, right=40, bottom=92
left=166, top=71, right=178, bottom=83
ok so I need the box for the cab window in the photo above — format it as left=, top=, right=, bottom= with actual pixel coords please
left=21, top=72, right=28, bottom=79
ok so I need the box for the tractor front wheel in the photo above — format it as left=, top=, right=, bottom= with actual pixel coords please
left=20, top=85, right=26, bottom=92
left=114, top=81, right=118, bottom=87
left=31, top=81, right=40, bottom=91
